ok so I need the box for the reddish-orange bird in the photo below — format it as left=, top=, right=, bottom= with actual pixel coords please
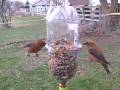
left=23, top=39, right=46, bottom=57
left=83, top=39, right=111, bottom=74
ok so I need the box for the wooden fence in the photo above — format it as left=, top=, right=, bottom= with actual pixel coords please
left=75, top=6, right=102, bottom=21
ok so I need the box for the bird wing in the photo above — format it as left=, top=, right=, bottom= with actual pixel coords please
left=89, top=48, right=109, bottom=64
left=24, top=43, right=33, bottom=48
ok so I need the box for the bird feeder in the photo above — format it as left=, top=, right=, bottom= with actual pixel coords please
left=46, top=0, right=82, bottom=90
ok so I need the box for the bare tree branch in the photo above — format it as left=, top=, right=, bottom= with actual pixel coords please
left=0, top=0, right=12, bottom=28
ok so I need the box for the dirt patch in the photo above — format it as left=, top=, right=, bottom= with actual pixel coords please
left=80, top=32, right=120, bottom=44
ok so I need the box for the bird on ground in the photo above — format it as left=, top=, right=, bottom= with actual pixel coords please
left=23, top=39, right=46, bottom=57
left=83, top=39, right=111, bottom=74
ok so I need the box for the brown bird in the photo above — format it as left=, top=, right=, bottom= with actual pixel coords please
left=83, top=39, right=111, bottom=74
left=23, top=39, right=46, bottom=57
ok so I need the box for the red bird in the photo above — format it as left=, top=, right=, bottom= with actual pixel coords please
left=83, top=39, right=111, bottom=74
left=23, top=39, right=46, bottom=57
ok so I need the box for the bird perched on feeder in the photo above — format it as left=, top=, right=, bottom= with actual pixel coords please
left=23, top=39, right=46, bottom=57
left=83, top=39, right=111, bottom=74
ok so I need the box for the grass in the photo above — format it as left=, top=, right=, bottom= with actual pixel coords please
left=0, top=16, right=120, bottom=90
left=0, top=16, right=46, bottom=44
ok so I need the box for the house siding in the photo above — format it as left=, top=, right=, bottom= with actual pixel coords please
left=70, top=0, right=89, bottom=6
left=31, top=0, right=49, bottom=16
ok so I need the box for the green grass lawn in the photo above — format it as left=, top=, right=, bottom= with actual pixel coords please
left=0, top=16, right=46, bottom=44
left=0, top=16, right=120, bottom=90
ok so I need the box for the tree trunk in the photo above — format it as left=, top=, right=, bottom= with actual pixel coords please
left=111, top=0, right=119, bottom=13
left=99, top=0, right=109, bottom=13
left=0, top=0, right=11, bottom=28
left=109, top=0, right=119, bottom=31
left=100, top=0, right=119, bottom=32
left=99, top=0, right=110, bottom=33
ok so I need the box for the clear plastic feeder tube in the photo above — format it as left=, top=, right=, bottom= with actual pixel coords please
left=47, top=1, right=83, bottom=89
left=46, top=0, right=82, bottom=53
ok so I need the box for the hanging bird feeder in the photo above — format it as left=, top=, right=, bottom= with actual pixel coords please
left=46, top=0, right=82, bottom=90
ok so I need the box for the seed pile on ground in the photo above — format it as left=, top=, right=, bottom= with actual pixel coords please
left=48, top=39, right=78, bottom=83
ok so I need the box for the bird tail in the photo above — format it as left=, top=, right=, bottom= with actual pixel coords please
left=102, top=64, right=111, bottom=74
